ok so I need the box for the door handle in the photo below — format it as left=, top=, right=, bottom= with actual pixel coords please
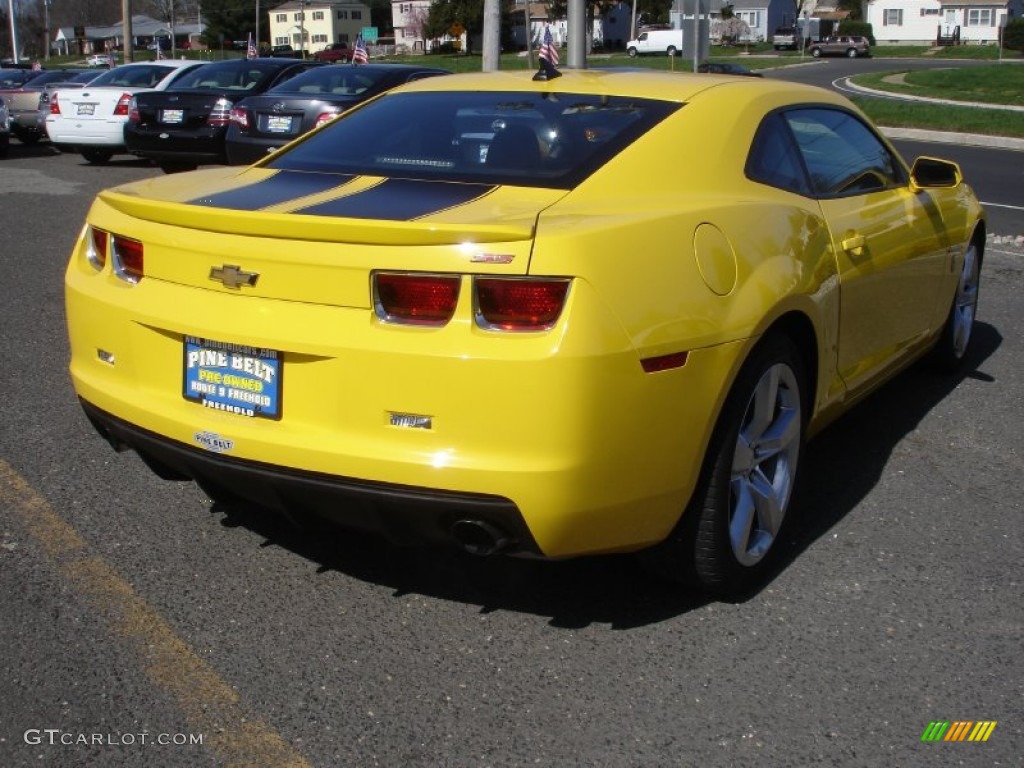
left=842, top=234, right=866, bottom=257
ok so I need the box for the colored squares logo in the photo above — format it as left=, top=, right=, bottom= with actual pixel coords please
left=921, top=721, right=997, bottom=742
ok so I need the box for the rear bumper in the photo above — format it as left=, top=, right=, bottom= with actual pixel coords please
left=124, top=128, right=228, bottom=165
left=80, top=398, right=542, bottom=554
left=225, top=135, right=285, bottom=166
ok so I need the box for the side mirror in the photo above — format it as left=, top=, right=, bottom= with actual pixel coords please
left=910, top=156, right=962, bottom=189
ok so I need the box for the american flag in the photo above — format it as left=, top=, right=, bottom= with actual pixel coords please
left=247, top=33, right=258, bottom=60
left=352, top=34, right=368, bottom=64
left=539, top=25, right=559, bottom=66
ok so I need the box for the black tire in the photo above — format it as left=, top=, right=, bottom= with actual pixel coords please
left=930, top=237, right=982, bottom=371
left=810, top=47, right=822, bottom=58
left=846, top=48, right=858, bottom=58
left=643, top=335, right=806, bottom=596
left=160, top=162, right=198, bottom=174
left=0, top=134, right=9, bottom=157
left=15, top=131, right=40, bottom=145
left=667, top=46, right=678, bottom=57
left=627, top=47, right=638, bottom=58
left=81, top=148, right=113, bottom=164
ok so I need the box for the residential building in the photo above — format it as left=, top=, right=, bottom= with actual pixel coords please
left=866, top=0, right=1022, bottom=44
left=268, top=0, right=372, bottom=55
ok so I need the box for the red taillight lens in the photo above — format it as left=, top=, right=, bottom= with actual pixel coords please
left=229, top=107, right=249, bottom=130
left=111, top=235, right=144, bottom=283
left=87, top=226, right=108, bottom=270
left=127, top=96, right=140, bottom=123
left=374, top=273, right=460, bottom=326
left=315, top=110, right=340, bottom=127
left=49, top=92, right=61, bottom=115
left=113, top=92, right=132, bottom=116
left=208, top=97, right=233, bottom=126
left=475, top=278, right=570, bottom=331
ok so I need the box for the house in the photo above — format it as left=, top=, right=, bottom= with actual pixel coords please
left=391, top=0, right=470, bottom=52
left=267, top=0, right=372, bottom=55
left=866, top=0, right=1022, bottom=45
left=53, top=15, right=206, bottom=56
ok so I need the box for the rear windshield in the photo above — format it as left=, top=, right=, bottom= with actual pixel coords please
left=266, top=90, right=679, bottom=189
left=170, top=60, right=284, bottom=91
left=87, top=65, right=179, bottom=88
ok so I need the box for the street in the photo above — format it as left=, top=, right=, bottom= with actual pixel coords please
left=1, top=136, right=1021, bottom=766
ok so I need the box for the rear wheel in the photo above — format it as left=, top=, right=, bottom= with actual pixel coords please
left=810, top=47, right=822, bottom=57
left=644, top=335, right=805, bottom=596
left=160, top=162, right=198, bottom=174
left=846, top=48, right=858, bottom=58
left=667, top=46, right=678, bottom=56
left=81, top=148, right=113, bottom=164
left=931, top=238, right=982, bottom=370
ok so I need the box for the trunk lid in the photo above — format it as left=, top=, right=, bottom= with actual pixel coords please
left=92, top=166, right=567, bottom=309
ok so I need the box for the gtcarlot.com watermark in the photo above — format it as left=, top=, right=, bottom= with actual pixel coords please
left=24, top=729, right=203, bottom=747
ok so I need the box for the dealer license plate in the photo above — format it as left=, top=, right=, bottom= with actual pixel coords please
left=263, top=115, right=293, bottom=134
left=76, top=103, right=96, bottom=116
left=183, top=337, right=282, bottom=420
left=161, top=108, right=184, bottom=124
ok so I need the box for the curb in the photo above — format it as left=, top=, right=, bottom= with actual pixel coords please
left=879, top=127, right=1024, bottom=151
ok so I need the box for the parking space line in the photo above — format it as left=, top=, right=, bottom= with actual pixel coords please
left=0, top=459, right=312, bottom=768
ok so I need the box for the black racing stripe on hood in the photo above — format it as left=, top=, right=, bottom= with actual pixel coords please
left=295, top=179, right=496, bottom=221
left=187, top=171, right=354, bottom=210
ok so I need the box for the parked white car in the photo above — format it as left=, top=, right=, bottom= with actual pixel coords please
left=45, top=60, right=206, bottom=164
left=86, top=54, right=117, bottom=67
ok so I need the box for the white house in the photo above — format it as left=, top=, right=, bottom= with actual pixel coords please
left=268, top=0, right=372, bottom=54
left=866, top=0, right=1022, bottom=44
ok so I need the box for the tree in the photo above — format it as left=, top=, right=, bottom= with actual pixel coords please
left=424, top=0, right=484, bottom=53
left=198, top=0, right=256, bottom=48
left=1004, top=18, right=1024, bottom=52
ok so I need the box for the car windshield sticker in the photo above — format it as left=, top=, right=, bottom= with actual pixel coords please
left=187, top=170, right=353, bottom=210
left=295, top=179, right=495, bottom=220
left=183, top=337, right=282, bottom=420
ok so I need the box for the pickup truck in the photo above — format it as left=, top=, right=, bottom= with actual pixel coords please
left=772, top=27, right=798, bottom=50
left=312, top=42, right=353, bottom=62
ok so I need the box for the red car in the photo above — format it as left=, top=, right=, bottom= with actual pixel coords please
left=312, top=43, right=353, bottom=63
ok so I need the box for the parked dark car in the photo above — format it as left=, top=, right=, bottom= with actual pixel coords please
left=124, top=58, right=322, bottom=172
left=270, top=45, right=297, bottom=58
left=224, top=63, right=450, bottom=165
left=696, top=61, right=763, bottom=77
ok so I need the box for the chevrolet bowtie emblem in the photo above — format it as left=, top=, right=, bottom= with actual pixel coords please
left=209, top=264, right=259, bottom=289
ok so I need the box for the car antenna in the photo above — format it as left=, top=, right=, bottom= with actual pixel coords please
left=532, top=58, right=561, bottom=82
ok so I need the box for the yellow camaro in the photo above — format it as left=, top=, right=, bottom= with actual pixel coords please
left=65, top=68, right=985, bottom=595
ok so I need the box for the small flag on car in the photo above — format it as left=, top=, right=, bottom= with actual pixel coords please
left=539, top=25, right=559, bottom=66
left=247, top=33, right=258, bottom=60
left=352, top=34, right=368, bottom=65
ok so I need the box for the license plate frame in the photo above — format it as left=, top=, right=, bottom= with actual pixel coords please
left=76, top=103, right=96, bottom=116
left=161, top=108, right=185, bottom=124
left=183, top=337, right=282, bottom=420
left=262, top=114, right=294, bottom=134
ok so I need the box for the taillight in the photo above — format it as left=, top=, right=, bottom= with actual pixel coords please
left=208, top=98, right=233, bottom=126
left=111, top=235, right=144, bottom=284
left=374, top=273, right=460, bottom=326
left=127, top=96, right=139, bottom=123
left=86, top=226, right=108, bottom=270
left=113, top=92, right=132, bottom=116
left=229, top=107, right=249, bottom=130
left=315, top=110, right=340, bottom=127
left=474, top=278, right=570, bottom=331
left=49, top=92, right=61, bottom=115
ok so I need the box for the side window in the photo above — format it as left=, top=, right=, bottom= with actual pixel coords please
left=746, top=112, right=810, bottom=195
left=783, top=108, right=905, bottom=197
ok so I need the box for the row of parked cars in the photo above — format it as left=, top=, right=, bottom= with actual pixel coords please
left=0, top=58, right=448, bottom=170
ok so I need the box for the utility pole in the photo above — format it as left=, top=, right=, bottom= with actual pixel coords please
left=482, top=0, right=499, bottom=70
left=7, top=0, right=19, bottom=62
left=122, top=0, right=135, bottom=62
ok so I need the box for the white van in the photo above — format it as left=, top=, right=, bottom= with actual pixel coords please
left=626, top=29, right=685, bottom=57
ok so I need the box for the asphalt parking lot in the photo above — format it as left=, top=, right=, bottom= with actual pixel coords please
left=0, top=144, right=1021, bottom=767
